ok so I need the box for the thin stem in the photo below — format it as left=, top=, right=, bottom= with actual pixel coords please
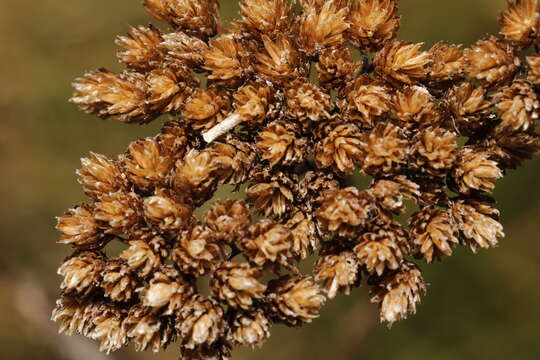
left=227, top=244, right=242, bottom=261
left=202, top=112, right=243, bottom=143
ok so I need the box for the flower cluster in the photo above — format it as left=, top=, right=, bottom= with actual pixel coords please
left=54, top=0, right=540, bottom=358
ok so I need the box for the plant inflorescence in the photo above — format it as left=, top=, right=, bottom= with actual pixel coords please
left=53, top=0, right=540, bottom=358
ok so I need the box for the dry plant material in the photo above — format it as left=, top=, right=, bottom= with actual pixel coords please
left=55, top=0, right=540, bottom=358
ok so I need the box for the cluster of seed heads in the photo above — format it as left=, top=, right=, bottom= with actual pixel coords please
left=53, top=0, right=540, bottom=358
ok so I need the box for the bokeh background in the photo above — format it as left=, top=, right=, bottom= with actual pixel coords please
left=1, top=0, right=540, bottom=359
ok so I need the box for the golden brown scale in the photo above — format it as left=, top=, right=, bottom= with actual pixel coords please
left=55, top=0, right=540, bottom=356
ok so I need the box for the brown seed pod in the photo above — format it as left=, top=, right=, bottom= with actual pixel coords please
left=409, top=208, right=459, bottom=263
left=172, top=224, right=224, bottom=276
left=464, top=35, right=520, bottom=87
left=176, top=295, right=226, bottom=350
left=348, top=0, right=400, bottom=51
left=203, top=199, right=252, bottom=243
left=227, top=309, right=271, bottom=348
left=314, top=251, right=359, bottom=298
left=315, top=122, right=365, bottom=175
left=374, top=41, right=430, bottom=85
left=316, top=187, right=378, bottom=237
left=370, top=261, right=426, bottom=325
left=210, top=261, right=266, bottom=310
left=266, top=275, right=326, bottom=326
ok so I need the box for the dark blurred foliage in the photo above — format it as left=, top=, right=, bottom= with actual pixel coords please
left=1, top=1, right=539, bottom=359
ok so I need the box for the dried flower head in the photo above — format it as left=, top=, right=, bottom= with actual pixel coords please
left=55, top=0, right=540, bottom=357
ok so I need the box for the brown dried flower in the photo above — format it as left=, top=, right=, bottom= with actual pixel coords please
left=314, top=251, right=359, bottom=298
left=56, top=205, right=105, bottom=248
left=267, top=275, right=326, bottom=326
left=465, top=35, right=520, bottom=86
left=241, top=219, right=296, bottom=270
left=228, top=309, right=271, bottom=347
left=348, top=0, right=400, bottom=51
left=256, top=120, right=308, bottom=167
left=101, top=259, right=137, bottom=302
left=177, top=295, right=226, bottom=349
left=142, top=266, right=195, bottom=314
left=116, top=25, right=164, bottom=72
left=410, top=208, right=459, bottom=263
left=203, top=199, right=251, bottom=243
left=499, top=0, right=540, bottom=46
left=58, top=251, right=104, bottom=296
left=172, top=224, right=224, bottom=276
left=211, top=261, right=266, bottom=310
left=370, top=261, right=426, bottom=325
left=315, top=122, right=364, bottom=174
left=374, top=41, right=430, bottom=85
left=494, top=79, right=540, bottom=134
left=451, top=148, right=503, bottom=195
left=316, top=187, right=377, bottom=237
left=316, top=47, right=360, bottom=90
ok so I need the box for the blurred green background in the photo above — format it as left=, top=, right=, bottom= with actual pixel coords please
left=1, top=0, right=539, bottom=359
